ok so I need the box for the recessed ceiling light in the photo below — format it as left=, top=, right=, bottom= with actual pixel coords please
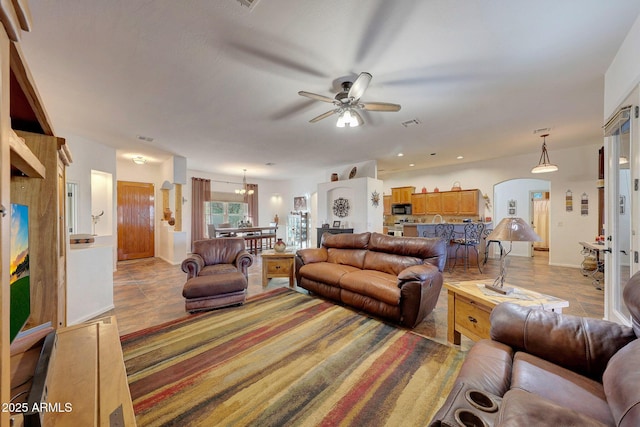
left=457, top=155, right=464, bottom=160
left=430, top=153, right=436, bottom=156
left=409, top=163, right=415, bottom=167
left=397, top=153, right=404, bottom=157
left=132, top=156, right=147, bottom=165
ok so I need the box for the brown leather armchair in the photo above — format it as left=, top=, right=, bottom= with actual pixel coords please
left=431, top=272, right=640, bottom=427
left=181, top=238, right=253, bottom=312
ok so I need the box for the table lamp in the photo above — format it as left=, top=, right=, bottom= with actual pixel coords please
left=485, top=217, right=541, bottom=294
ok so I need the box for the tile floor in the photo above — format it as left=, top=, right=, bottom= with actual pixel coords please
left=110, top=247, right=604, bottom=352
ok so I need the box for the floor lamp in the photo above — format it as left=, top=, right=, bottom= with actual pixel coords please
left=485, top=217, right=541, bottom=294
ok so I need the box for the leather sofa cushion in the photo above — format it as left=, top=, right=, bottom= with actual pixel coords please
left=363, top=251, right=422, bottom=276
left=327, top=248, right=367, bottom=269
left=182, top=272, right=247, bottom=298
left=498, top=389, right=607, bottom=427
left=298, top=262, right=360, bottom=287
left=339, top=270, right=400, bottom=306
left=200, top=264, right=239, bottom=276
left=603, top=339, right=640, bottom=427
left=511, top=352, right=613, bottom=426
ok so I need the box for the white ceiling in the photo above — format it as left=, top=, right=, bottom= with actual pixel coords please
left=18, top=0, right=640, bottom=180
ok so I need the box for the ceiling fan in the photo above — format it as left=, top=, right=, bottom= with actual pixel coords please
left=298, top=72, right=401, bottom=127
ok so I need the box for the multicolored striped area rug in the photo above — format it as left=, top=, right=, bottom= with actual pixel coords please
left=121, top=288, right=464, bottom=426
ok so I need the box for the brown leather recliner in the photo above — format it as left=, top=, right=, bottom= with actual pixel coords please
left=430, top=271, right=640, bottom=427
left=181, top=238, right=253, bottom=312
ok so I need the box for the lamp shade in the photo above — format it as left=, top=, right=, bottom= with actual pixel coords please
left=486, top=217, right=541, bottom=242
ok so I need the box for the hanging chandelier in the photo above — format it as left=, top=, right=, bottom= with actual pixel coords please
left=235, top=169, right=254, bottom=195
left=531, top=133, right=558, bottom=173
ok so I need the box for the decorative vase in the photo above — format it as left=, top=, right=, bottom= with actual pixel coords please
left=331, top=173, right=339, bottom=182
left=421, top=187, right=427, bottom=193
left=274, top=238, right=286, bottom=253
left=163, top=208, right=172, bottom=221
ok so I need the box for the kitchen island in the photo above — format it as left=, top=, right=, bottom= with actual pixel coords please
left=405, top=222, right=494, bottom=268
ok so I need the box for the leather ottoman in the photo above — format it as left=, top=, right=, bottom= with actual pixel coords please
left=182, top=271, right=248, bottom=312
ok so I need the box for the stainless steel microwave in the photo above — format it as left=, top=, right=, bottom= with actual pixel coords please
left=391, top=204, right=412, bottom=215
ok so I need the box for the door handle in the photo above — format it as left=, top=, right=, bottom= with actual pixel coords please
left=603, top=248, right=612, bottom=253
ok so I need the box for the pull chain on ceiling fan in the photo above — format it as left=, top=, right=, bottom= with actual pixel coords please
left=298, top=72, right=401, bottom=127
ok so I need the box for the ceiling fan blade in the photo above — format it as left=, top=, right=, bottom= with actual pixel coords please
left=298, top=91, right=335, bottom=103
left=361, top=102, right=401, bottom=112
left=348, top=72, right=372, bottom=101
left=309, top=109, right=338, bottom=123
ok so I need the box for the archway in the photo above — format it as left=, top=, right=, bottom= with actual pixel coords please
left=492, top=178, right=551, bottom=259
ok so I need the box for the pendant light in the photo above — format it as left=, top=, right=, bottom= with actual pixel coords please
left=531, top=133, right=558, bottom=173
left=235, top=169, right=255, bottom=195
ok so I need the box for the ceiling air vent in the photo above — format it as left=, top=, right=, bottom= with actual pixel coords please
left=401, top=119, right=421, bottom=128
left=236, top=0, right=261, bottom=11
left=137, top=135, right=154, bottom=142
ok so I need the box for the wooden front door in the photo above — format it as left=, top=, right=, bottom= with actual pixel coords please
left=117, top=181, right=154, bottom=260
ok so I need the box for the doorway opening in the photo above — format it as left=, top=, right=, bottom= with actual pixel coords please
left=531, top=190, right=550, bottom=252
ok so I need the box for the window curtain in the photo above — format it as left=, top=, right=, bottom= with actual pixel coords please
left=191, top=177, right=211, bottom=249
left=246, top=183, right=258, bottom=225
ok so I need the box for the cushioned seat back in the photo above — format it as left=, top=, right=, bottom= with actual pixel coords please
left=193, top=238, right=245, bottom=265
left=602, top=272, right=640, bottom=427
left=363, top=251, right=422, bottom=276
left=367, top=232, right=446, bottom=272
left=603, top=339, right=640, bottom=427
left=623, top=271, right=640, bottom=337
left=322, top=232, right=370, bottom=269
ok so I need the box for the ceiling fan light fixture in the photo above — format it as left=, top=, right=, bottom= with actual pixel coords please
left=336, top=109, right=359, bottom=128
left=531, top=134, right=558, bottom=173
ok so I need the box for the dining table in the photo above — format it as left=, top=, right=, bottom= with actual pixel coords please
left=214, top=225, right=278, bottom=254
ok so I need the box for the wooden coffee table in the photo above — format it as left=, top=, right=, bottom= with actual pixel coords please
left=261, top=251, right=295, bottom=288
left=445, top=281, right=569, bottom=345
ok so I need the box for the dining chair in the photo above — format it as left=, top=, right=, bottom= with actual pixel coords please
left=451, top=222, right=485, bottom=273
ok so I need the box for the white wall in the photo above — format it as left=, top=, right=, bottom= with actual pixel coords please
left=380, top=143, right=600, bottom=268
left=605, top=14, right=640, bottom=119
left=65, top=134, right=117, bottom=239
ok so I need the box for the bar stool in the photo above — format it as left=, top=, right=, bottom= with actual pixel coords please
left=427, top=224, right=455, bottom=272
left=451, top=222, right=485, bottom=273
left=482, top=228, right=504, bottom=265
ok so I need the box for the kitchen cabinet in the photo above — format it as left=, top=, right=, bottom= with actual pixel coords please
left=383, top=195, right=391, bottom=215
left=441, top=191, right=460, bottom=214
left=402, top=224, right=418, bottom=237
left=459, top=190, right=481, bottom=216
left=426, top=192, right=442, bottom=214
left=440, top=189, right=483, bottom=216
left=411, top=193, right=427, bottom=215
left=391, top=186, right=415, bottom=204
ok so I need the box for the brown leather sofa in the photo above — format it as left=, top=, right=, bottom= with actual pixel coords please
left=430, top=271, right=640, bottom=427
left=181, top=238, right=253, bottom=312
left=295, top=232, right=446, bottom=328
